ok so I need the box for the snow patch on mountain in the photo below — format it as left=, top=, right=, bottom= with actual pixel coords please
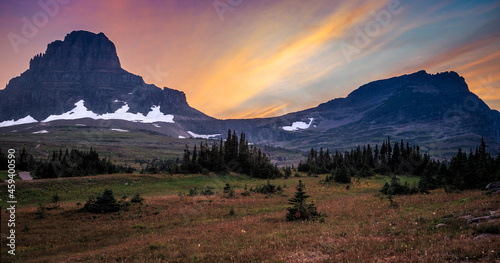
left=32, top=130, right=49, bottom=134
left=0, top=115, right=38, bottom=127
left=187, top=131, right=220, bottom=139
left=111, top=128, right=129, bottom=132
left=41, top=100, right=175, bottom=124
left=282, top=118, right=314, bottom=131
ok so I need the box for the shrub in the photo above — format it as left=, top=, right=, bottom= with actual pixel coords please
left=201, top=186, right=215, bottom=196
left=228, top=206, right=235, bottom=216
left=51, top=193, right=60, bottom=203
left=223, top=183, right=235, bottom=198
left=333, top=165, right=351, bottom=184
left=131, top=193, right=144, bottom=204
left=188, top=187, right=199, bottom=196
left=35, top=204, right=47, bottom=219
left=252, top=180, right=277, bottom=194
left=188, top=186, right=215, bottom=196
left=380, top=176, right=419, bottom=196
left=81, top=189, right=123, bottom=214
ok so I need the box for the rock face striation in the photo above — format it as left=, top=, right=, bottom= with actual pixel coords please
left=0, top=30, right=210, bottom=123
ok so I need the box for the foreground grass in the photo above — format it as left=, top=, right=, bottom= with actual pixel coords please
left=1, top=174, right=499, bottom=262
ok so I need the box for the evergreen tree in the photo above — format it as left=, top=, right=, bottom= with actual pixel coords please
left=181, top=144, right=191, bottom=173
left=286, top=180, right=322, bottom=221
left=334, top=164, right=351, bottom=184
left=418, top=165, right=436, bottom=193
left=81, top=189, right=122, bottom=214
left=238, top=132, right=251, bottom=174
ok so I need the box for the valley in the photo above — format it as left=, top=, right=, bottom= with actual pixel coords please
left=0, top=127, right=304, bottom=169
left=0, top=27, right=499, bottom=263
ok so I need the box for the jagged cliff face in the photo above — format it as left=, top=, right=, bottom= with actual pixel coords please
left=0, top=31, right=209, bottom=122
left=29, top=31, right=121, bottom=72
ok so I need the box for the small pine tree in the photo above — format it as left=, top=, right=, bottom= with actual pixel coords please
left=51, top=193, right=60, bottom=204
left=82, top=189, right=122, bottom=213
left=223, top=183, right=235, bottom=198
left=286, top=180, right=323, bottom=221
left=35, top=204, right=47, bottom=219
left=46, top=193, right=61, bottom=210
left=334, top=165, right=351, bottom=184
left=228, top=205, right=235, bottom=216
left=131, top=193, right=144, bottom=204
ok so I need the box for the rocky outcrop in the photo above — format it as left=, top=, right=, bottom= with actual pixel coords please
left=485, top=182, right=500, bottom=195
left=28, top=31, right=121, bottom=72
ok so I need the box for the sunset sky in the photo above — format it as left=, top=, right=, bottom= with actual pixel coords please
left=1, top=0, right=499, bottom=119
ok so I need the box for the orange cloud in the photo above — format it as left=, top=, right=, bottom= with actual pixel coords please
left=176, top=1, right=391, bottom=118
left=2, top=0, right=498, bottom=118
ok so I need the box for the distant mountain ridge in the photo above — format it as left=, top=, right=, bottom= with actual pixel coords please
left=180, top=70, right=500, bottom=157
left=1, top=30, right=499, bottom=158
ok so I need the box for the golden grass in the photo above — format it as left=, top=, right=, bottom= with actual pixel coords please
left=2, top=175, right=499, bottom=262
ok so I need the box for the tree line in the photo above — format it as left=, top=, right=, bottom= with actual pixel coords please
left=179, top=130, right=281, bottom=178
left=0, top=147, right=134, bottom=178
left=418, top=138, right=499, bottom=192
left=137, top=130, right=280, bottom=178
left=298, top=137, right=500, bottom=191
left=298, top=137, right=430, bottom=176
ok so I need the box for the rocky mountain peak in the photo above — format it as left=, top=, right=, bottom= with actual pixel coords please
left=0, top=30, right=210, bottom=123
left=28, top=30, right=121, bottom=72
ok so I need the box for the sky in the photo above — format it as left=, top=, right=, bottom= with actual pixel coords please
left=0, top=0, right=499, bottom=119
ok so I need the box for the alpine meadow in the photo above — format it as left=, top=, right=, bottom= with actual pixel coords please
left=1, top=0, right=500, bottom=262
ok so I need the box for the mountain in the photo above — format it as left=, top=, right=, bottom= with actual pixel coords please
left=1, top=30, right=499, bottom=159
left=0, top=30, right=212, bottom=128
left=175, top=70, right=500, bottom=158
left=277, top=70, right=500, bottom=158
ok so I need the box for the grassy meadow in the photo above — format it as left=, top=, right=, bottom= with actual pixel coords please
left=1, top=172, right=499, bottom=262
left=0, top=130, right=304, bottom=169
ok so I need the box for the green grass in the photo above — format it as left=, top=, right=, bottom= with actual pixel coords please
left=374, top=174, right=420, bottom=185
left=0, top=173, right=263, bottom=207
left=0, top=170, right=9, bottom=181
left=0, top=130, right=193, bottom=167
left=0, top=171, right=421, bottom=207
left=1, top=172, right=499, bottom=262
left=0, top=129, right=304, bottom=168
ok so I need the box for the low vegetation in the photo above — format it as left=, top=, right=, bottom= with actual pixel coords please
left=1, top=136, right=499, bottom=261
left=1, top=173, right=498, bottom=262
left=81, top=189, right=128, bottom=214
